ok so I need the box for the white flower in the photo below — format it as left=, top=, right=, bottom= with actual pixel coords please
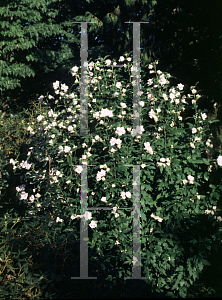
left=131, top=125, right=145, bottom=136
left=162, top=93, right=168, bottom=100
left=187, top=175, right=194, bottom=184
left=121, top=192, right=126, bottom=199
left=144, top=142, right=153, bottom=155
left=119, top=56, right=124, bottom=62
left=19, top=160, right=32, bottom=170
left=132, top=256, right=138, bottom=266
left=170, top=93, right=175, bottom=100
left=83, top=211, right=92, bottom=220
left=192, top=89, right=197, bottom=94
left=147, top=79, right=153, bottom=86
left=53, top=81, right=60, bottom=89
left=120, top=102, right=127, bottom=108
left=48, top=109, right=54, bottom=117
left=182, top=179, right=188, bottom=185
left=137, top=90, right=143, bottom=96
left=217, top=155, right=222, bottom=166
left=201, top=113, right=207, bottom=120
left=71, top=66, right=79, bottom=74
left=37, top=115, right=44, bottom=122
left=148, top=64, right=153, bottom=69
left=158, top=74, right=167, bottom=85
left=177, top=83, right=184, bottom=90
left=125, top=192, right=131, bottom=198
left=89, top=220, right=97, bottom=228
left=115, top=126, right=126, bottom=136
left=75, top=166, right=83, bottom=174
left=115, top=139, right=122, bottom=146
left=112, top=207, right=118, bottom=213
left=116, top=82, right=122, bottom=89
left=56, top=217, right=64, bottom=223
left=19, top=192, right=28, bottom=200
left=170, top=121, right=175, bottom=128
left=29, top=195, right=35, bottom=203
left=149, top=109, right=156, bottom=119
left=105, top=59, right=111, bottom=65
left=110, top=137, right=117, bottom=146
left=64, top=146, right=71, bottom=153
left=101, top=197, right=107, bottom=202
left=100, top=108, right=113, bottom=117
left=16, top=184, right=26, bottom=192
left=61, top=84, right=69, bottom=92
left=68, top=125, right=74, bottom=132
left=192, top=128, right=197, bottom=134
left=88, top=61, right=94, bottom=70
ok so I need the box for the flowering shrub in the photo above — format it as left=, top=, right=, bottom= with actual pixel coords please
left=9, top=53, right=222, bottom=297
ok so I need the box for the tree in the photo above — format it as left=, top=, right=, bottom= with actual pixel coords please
left=0, top=0, right=92, bottom=110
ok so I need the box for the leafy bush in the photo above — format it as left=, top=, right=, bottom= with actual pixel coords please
left=1, top=52, right=222, bottom=298
left=0, top=210, right=63, bottom=299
